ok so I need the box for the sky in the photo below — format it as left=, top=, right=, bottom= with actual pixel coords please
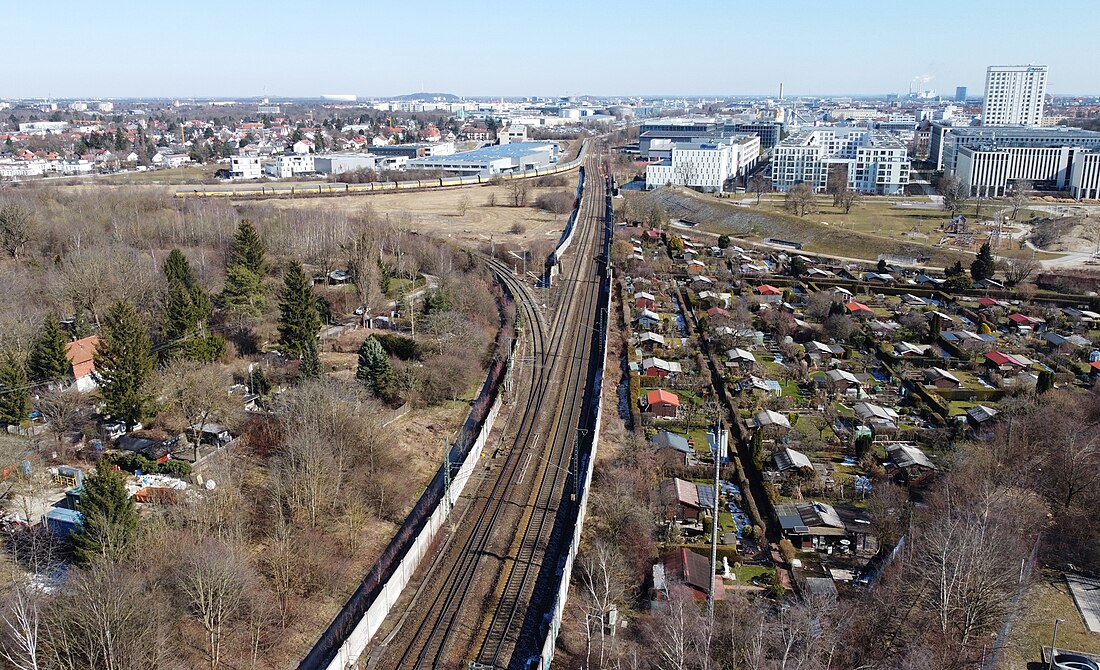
left=7, top=0, right=1099, bottom=99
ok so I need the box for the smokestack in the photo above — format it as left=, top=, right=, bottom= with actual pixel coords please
left=779, top=82, right=784, bottom=100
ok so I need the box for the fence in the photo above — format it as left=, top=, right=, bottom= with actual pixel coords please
left=298, top=298, right=518, bottom=670
left=544, top=167, right=586, bottom=287
left=534, top=179, right=614, bottom=668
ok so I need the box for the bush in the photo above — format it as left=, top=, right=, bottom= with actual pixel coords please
left=103, top=451, right=192, bottom=478
left=374, top=333, right=421, bottom=360
left=534, top=191, right=575, bottom=214
left=778, top=538, right=796, bottom=563
left=535, top=174, right=568, bottom=187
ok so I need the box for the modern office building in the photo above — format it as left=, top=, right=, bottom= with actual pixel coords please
left=637, top=118, right=783, bottom=155
left=982, top=65, right=1047, bottom=127
left=313, top=153, right=377, bottom=175
left=263, top=154, right=315, bottom=179
left=771, top=128, right=910, bottom=195
left=955, top=86, right=968, bottom=102
left=405, top=142, right=557, bottom=177
left=931, top=124, right=1100, bottom=172
left=645, top=135, right=761, bottom=192
left=229, top=155, right=262, bottom=180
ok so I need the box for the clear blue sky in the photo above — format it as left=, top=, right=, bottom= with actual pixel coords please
left=8, top=0, right=1098, bottom=98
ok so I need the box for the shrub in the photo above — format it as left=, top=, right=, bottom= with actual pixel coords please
left=535, top=174, right=568, bottom=187
left=778, top=538, right=796, bottom=563
left=374, top=333, right=421, bottom=360
left=534, top=191, right=575, bottom=214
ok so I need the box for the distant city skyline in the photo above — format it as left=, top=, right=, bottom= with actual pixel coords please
left=7, top=0, right=1100, bottom=99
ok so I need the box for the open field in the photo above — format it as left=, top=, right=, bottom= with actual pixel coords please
left=50, top=164, right=218, bottom=186
left=258, top=183, right=573, bottom=248
left=998, top=570, right=1100, bottom=670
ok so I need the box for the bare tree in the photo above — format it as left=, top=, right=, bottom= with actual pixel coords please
left=0, top=585, right=41, bottom=670
left=748, top=173, right=771, bottom=205
left=938, top=175, right=967, bottom=215
left=1000, top=254, right=1040, bottom=286
left=157, top=360, right=236, bottom=460
left=783, top=183, right=818, bottom=217
left=36, top=387, right=88, bottom=448
left=0, top=202, right=33, bottom=259
left=178, top=538, right=254, bottom=670
left=1008, top=180, right=1033, bottom=220
left=456, top=195, right=470, bottom=217
left=507, top=180, right=530, bottom=207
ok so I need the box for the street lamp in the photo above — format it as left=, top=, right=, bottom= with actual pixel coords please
left=1048, top=617, right=1065, bottom=670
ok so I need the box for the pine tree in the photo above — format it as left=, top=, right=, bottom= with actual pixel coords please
left=356, top=336, right=393, bottom=398
left=220, top=221, right=268, bottom=313
left=277, top=262, right=320, bottom=360
left=299, top=340, right=321, bottom=379
left=971, top=242, right=996, bottom=282
left=228, top=220, right=267, bottom=278
left=163, top=248, right=197, bottom=288
left=71, top=304, right=92, bottom=339
left=72, top=465, right=139, bottom=566
left=94, top=302, right=155, bottom=430
left=928, top=312, right=942, bottom=343
left=1037, top=370, right=1055, bottom=394
left=0, top=350, right=29, bottom=427
left=28, top=314, right=71, bottom=385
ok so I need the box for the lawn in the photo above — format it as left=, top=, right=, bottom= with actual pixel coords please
left=727, top=564, right=773, bottom=585
left=998, top=570, right=1100, bottom=670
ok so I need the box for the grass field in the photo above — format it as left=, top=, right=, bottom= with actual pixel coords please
left=259, top=182, right=576, bottom=248
left=639, top=187, right=1065, bottom=268
left=998, top=570, right=1100, bottom=670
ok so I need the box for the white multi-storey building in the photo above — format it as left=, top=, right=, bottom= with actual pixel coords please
left=771, top=128, right=910, bottom=195
left=263, top=154, right=315, bottom=179
left=644, top=135, right=760, bottom=193
left=982, top=65, right=1047, bottom=127
left=230, top=155, right=262, bottom=180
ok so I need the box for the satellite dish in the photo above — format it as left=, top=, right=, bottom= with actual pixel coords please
left=204, top=480, right=216, bottom=491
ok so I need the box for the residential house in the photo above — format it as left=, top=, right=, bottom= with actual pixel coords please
left=805, top=341, right=845, bottom=365
left=825, top=368, right=862, bottom=395
left=726, top=347, right=757, bottom=369
left=894, top=341, right=929, bottom=357
left=885, top=442, right=936, bottom=484
left=707, top=306, right=732, bottom=320
left=658, top=477, right=714, bottom=522
left=634, top=291, right=657, bottom=310
left=853, top=402, right=901, bottom=431
left=637, top=331, right=666, bottom=352
left=641, top=357, right=682, bottom=378
left=1008, top=313, right=1044, bottom=333
left=966, top=405, right=998, bottom=435
left=923, top=367, right=961, bottom=389
left=846, top=301, right=875, bottom=318
left=756, top=284, right=783, bottom=296
left=64, top=336, right=99, bottom=392
left=1045, top=332, right=1091, bottom=350
left=645, top=389, right=680, bottom=418
left=635, top=308, right=661, bottom=329
left=983, top=351, right=1027, bottom=374
left=775, top=500, right=874, bottom=552
left=772, top=447, right=813, bottom=473
left=754, top=409, right=791, bottom=432
left=651, top=431, right=693, bottom=467
left=657, top=548, right=723, bottom=601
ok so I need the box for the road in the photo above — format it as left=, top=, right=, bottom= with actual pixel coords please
left=367, top=151, right=608, bottom=670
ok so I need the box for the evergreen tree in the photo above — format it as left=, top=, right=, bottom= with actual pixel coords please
left=356, top=336, right=393, bottom=398
left=94, top=302, right=155, bottom=430
left=928, top=312, right=942, bottom=343
left=277, top=262, right=320, bottom=360
left=0, top=350, right=29, bottom=427
left=72, top=465, right=139, bottom=566
left=71, top=304, right=92, bottom=339
left=1037, top=370, right=1055, bottom=394
left=299, top=340, right=321, bottom=379
left=788, top=255, right=808, bottom=277
left=227, top=220, right=267, bottom=278
left=163, top=248, right=197, bottom=288
left=220, top=263, right=264, bottom=315
left=28, top=314, right=71, bottom=384
left=970, top=242, right=997, bottom=282
left=946, top=260, right=965, bottom=277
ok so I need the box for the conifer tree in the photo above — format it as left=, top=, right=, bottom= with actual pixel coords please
left=0, top=350, right=29, bottom=427
left=220, top=221, right=268, bottom=313
left=94, top=302, right=154, bottom=430
left=299, top=340, right=321, bottom=379
left=162, top=249, right=221, bottom=361
left=163, top=248, right=197, bottom=288
left=356, top=336, right=393, bottom=398
left=277, top=262, right=320, bottom=360
left=28, top=313, right=71, bottom=384
left=72, top=465, right=139, bottom=566
left=970, top=242, right=997, bottom=282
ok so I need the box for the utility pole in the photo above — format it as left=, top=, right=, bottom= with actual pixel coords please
left=707, top=425, right=724, bottom=626
left=442, top=436, right=454, bottom=531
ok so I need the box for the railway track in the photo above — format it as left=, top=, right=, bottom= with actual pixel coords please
left=373, top=149, right=607, bottom=670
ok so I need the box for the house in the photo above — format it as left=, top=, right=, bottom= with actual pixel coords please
left=966, top=405, right=999, bottom=434
left=1045, top=332, right=1091, bottom=349
left=659, top=548, right=723, bottom=601
left=901, top=294, right=927, bottom=307
left=825, top=368, right=862, bottom=395
left=634, top=291, right=657, bottom=310
left=1008, top=313, right=1044, bottom=332
left=923, top=367, right=961, bottom=389
left=706, top=306, right=732, bottom=320
left=976, top=297, right=1008, bottom=310
left=738, top=375, right=781, bottom=397
left=853, top=402, right=900, bottom=431
left=686, top=259, right=707, bottom=275
left=869, top=319, right=902, bottom=339
left=652, top=431, right=692, bottom=457
left=845, top=301, right=875, bottom=318
left=659, top=477, right=715, bottom=522
left=641, top=357, right=683, bottom=378
left=635, top=308, right=661, bottom=329
left=65, top=336, right=99, bottom=392
left=774, top=500, right=873, bottom=552
left=915, top=273, right=946, bottom=287
left=805, top=341, right=845, bottom=363
left=637, top=331, right=666, bottom=352
left=894, top=341, right=929, bottom=357
left=983, top=351, right=1027, bottom=373
left=885, top=443, right=936, bottom=483
left=645, top=389, right=680, bottom=418
left=772, top=447, right=813, bottom=473
left=754, top=409, right=791, bottom=431
left=726, top=347, right=757, bottom=368
left=188, top=422, right=232, bottom=447
left=863, top=272, right=895, bottom=285
left=757, top=284, right=783, bottom=296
